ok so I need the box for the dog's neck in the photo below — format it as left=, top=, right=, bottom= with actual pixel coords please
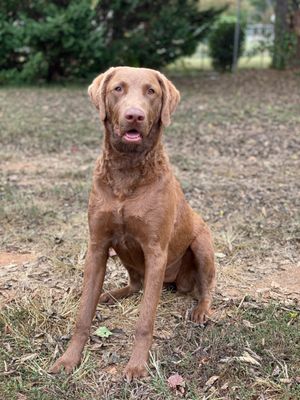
left=95, top=128, right=170, bottom=198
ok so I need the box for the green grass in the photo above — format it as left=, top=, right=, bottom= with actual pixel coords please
left=1, top=296, right=299, bottom=399
left=168, top=54, right=272, bottom=72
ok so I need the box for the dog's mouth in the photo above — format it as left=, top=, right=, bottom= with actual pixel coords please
left=123, top=129, right=142, bottom=143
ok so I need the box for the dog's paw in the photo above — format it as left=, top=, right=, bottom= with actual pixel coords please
left=123, top=360, right=148, bottom=382
left=99, top=292, right=115, bottom=304
left=191, top=305, right=210, bottom=325
left=191, top=308, right=206, bottom=324
left=49, top=353, right=81, bottom=374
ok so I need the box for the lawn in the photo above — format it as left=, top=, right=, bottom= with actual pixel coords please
left=0, top=70, right=299, bottom=399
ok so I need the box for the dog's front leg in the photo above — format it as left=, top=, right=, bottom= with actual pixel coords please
left=124, top=247, right=167, bottom=381
left=49, top=243, right=108, bottom=373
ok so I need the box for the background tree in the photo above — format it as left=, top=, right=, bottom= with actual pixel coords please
left=208, top=16, right=246, bottom=71
left=0, top=1, right=105, bottom=82
left=249, top=0, right=275, bottom=22
left=0, top=0, right=222, bottom=83
left=272, top=0, right=300, bottom=68
left=95, top=0, right=223, bottom=68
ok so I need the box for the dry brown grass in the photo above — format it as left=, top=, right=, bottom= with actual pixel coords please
left=0, top=70, right=299, bottom=399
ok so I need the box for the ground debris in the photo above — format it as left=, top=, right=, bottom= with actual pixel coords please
left=0, top=70, right=299, bottom=399
left=220, top=351, right=261, bottom=366
left=204, top=375, right=219, bottom=390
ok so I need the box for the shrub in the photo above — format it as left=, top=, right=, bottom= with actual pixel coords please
left=22, top=1, right=106, bottom=81
left=0, top=16, right=24, bottom=70
left=0, top=1, right=106, bottom=83
left=208, top=16, right=246, bottom=72
left=96, top=0, right=223, bottom=69
left=0, top=0, right=223, bottom=83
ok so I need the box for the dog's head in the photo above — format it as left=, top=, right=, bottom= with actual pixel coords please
left=88, top=66, right=180, bottom=153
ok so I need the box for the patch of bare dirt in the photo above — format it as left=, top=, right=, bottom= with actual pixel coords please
left=0, top=251, right=35, bottom=267
left=0, top=251, right=37, bottom=303
left=254, top=263, right=300, bottom=300
left=218, top=261, right=300, bottom=302
left=1, top=160, right=39, bottom=173
left=1, top=153, right=93, bottom=188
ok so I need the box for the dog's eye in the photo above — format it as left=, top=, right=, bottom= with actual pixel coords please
left=147, top=88, right=155, bottom=95
left=114, top=86, right=122, bottom=92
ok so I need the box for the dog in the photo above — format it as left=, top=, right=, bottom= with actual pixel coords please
left=50, top=66, right=215, bottom=381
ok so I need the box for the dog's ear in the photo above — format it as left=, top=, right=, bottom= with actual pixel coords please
left=157, top=73, right=180, bottom=127
left=88, top=67, right=115, bottom=121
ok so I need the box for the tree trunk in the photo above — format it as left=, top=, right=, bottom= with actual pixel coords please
left=294, top=9, right=300, bottom=63
left=272, top=0, right=300, bottom=69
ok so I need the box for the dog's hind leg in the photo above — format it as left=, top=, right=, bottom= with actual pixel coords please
left=99, top=266, right=142, bottom=304
left=189, top=224, right=216, bottom=324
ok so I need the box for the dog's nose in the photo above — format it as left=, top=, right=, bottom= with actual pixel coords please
left=125, top=108, right=145, bottom=122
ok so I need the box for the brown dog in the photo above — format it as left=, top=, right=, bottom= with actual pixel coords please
left=50, top=66, right=215, bottom=381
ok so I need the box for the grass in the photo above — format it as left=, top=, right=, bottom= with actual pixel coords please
left=169, top=53, right=272, bottom=72
left=0, top=69, right=300, bottom=398
left=1, top=294, right=299, bottom=399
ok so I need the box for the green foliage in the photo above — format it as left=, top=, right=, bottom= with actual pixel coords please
left=208, top=16, right=246, bottom=72
left=272, top=0, right=300, bottom=69
left=249, top=0, right=275, bottom=15
left=0, top=0, right=222, bottom=83
left=26, top=2, right=105, bottom=81
left=18, top=52, right=48, bottom=83
left=0, top=1, right=106, bottom=83
left=272, top=31, right=298, bottom=70
left=0, top=17, right=22, bottom=69
left=96, top=0, right=223, bottom=69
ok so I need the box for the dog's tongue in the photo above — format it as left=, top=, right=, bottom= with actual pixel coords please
left=124, top=130, right=141, bottom=142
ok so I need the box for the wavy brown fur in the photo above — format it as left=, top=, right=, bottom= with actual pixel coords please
left=50, top=67, right=216, bottom=381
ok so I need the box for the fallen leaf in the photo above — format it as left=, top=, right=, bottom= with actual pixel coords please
left=215, top=252, right=226, bottom=259
left=94, top=326, right=113, bottom=338
left=106, top=365, right=118, bottom=375
left=272, top=365, right=280, bottom=377
left=90, top=343, right=103, bottom=352
left=110, top=327, right=125, bottom=335
left=220, top=382, right=229, bottom=390
left=102, top=351, right=120, bottom=365
left=242, top=319, right=255, bottom=329
left=288, top=311, right=298, bottom=319
left=4, top=324, right=12, bottom=334
left=198, top=356, right=210, bottom=366
left=167, top=373, right=185, bottom=389
left=4, top=342, right=12, bottom=353
left=205, top=375, right=219, bottom=389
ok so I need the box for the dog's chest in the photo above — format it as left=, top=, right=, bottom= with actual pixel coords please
left=92, top=185, right=160, bottom=258
left=108, top=203, right=146, bottom=267
left=110, top=205, right=127, bottom=239
left=109, top=201, right=145, bottom=242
